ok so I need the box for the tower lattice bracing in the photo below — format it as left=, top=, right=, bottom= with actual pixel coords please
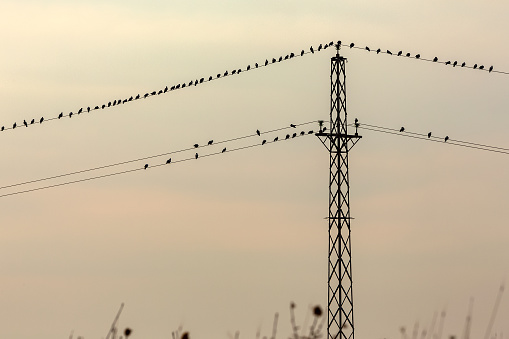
left=317, top=46, right=361, bottom=339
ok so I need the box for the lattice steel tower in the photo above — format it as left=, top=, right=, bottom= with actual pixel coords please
left=317, top=44, right=361, bottom=339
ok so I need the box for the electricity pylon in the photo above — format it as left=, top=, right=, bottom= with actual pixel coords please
left=317, top=44, right=361, bottom=339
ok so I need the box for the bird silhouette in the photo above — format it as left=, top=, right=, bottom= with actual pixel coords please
left=285, top=134, right=290, bottom=140
left=164, top=86, right=168, bottom=93
left=262, top=140, right=266, bottom=145
left=188, top=81, right=193, bottom=86
left=444, top=136, right=449, bottom=142
left=176, top=84, right=181, bottom=89
left=209, top=76, right=213, bottom=81
left=322, top=127, right=327, bottom=132
left=108, top=102, right=112, bottom=107
left=479, top=65, right=484, bottom=70
left=182, top=83, right=186, bottom=88
left=274, top=136, right=279, bottom=142
left=247, top=65, right=251, bottom=70
left=265, top=59, right=269, bottom=66
left=194, top=80, right=198, bottom=85
left=69, top=112, right=73, bottom=118
left=255, top=63, right=259, bottom=68
left=433, top=57, right=438, bottom=62
left=445, top=61, right=451, bottom=65
left=349, top=43, right=354, bottom=48
left=13, top=122, right=16, bottom=129
left=365, top=46, right=370, bottom=52
left=461, top=62, right=466, bottom=67
left=87, top=107, right=90, bottom=112
left=310, top=46, right=314, bottom=53
left=397, top=51, right=403, bottom=56
left=405, top=53, right=410, bottom=57
left=58, top=112, right=63, bottom=119
left=217, top=74, right=221, bottom=78
left=94, top=106, right=99, bottom=109
left=300, top=131, right=305, bottom=135
left=400, top=127, right=405, bottom=132
left=292, top=133, right=297, bottom=138
left=194, top=144, right=199, bottom=148
left=112, top=100, right=116, bottom=106
left=135, top=94, right=140, bottom=99
left=129, top=96, right=133, bottom=101
left=78, top=108, right=83, bottom=114
left=290, top=124, right=296, bottom=128
left=1, top=126, right=3, bottom=131
left=278, top=56, right=282, bottom=62
left=30, top=119, right=34, bottom=125
left=376, top=48, right=381, bottom=54
left=308, top=130, right=314, bottom=134
left=473, top=64, right=478, bottom=69
left=122, top=99, right=127, bottom=104
left=453, top=61, right=457, bottom=67
left=144, top=164, right=148, bottom=170
left=489, top=65, right=493, bottom=72
left=272, top=58, right=276, bottom=63
left=151, top=91, right=156, bottom=95
left=102, top=104, right=105, bottom=109
left=23, top=120, right=27, bottom=127
left=158, top=90, right=162, bottom=94
left=224, top=70, right=228, bottom=76
left=208, top=140, right=213, bottom=145
left=256, top=129, right=260, bottom=136
left=387, top=50, right=392, bottom=55
left=318, top=44, right=322, bottom=51
left=428, top=132, right=432, bottom=138
left=290, top=52, right=295, bottom=58
left=232, top=70, right=236, bottom=75
left=166, top=158, right=171, bottom=164
left=199, top=78, right=204, bottom=83
left=40, top=117, right=44, bottom=124
left=415, top=54, right=420, bottom=59
left=195, top=153, right=198, bottom=159
left=300, top=50, right=304, bottom=56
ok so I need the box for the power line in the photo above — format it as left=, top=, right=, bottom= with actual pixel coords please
left=0, top=121, right=317, bottom=191
left=0, top=125, right=317, bottom=199
left=339, top=41, right=508, bottom=75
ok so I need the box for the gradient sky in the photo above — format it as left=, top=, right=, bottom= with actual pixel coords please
left=1, top=1, right=508, bottom=338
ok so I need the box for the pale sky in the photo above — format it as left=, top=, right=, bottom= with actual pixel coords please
left=0, top=1, right=508, bottom=339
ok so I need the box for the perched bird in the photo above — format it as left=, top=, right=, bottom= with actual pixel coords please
left=415, top=54, right=420, bottom=59
left=224, top=70, right=228, bottom=76
left=310, top=46, right=314, bottom=53
left=278, top=56, right=282, bottom=62
left=365, top=46, right=370, bottom=52
left=473, top=64, right=478, bottom=69
left=12, top=122, right=16, bottom=129
left=123, top=99, right=127, bottom=104
left=166, top=158, right=171, bottom=164
left=69, top=112, right=73, bottom=118
left=209, top=76, right=213, bottom=81
left=376, top=48, right=381, bottom=54
left=292, top=133, right=297, bottom=138
left=300, top=131, right=305, bottom=135
left=405, top=53, right=410, bottom=57
left=195, top=153, right=198, bottom=159
left=78, top=108, right=83, bottom=114
left=39, top=117, right=44, bottom=124
left=290, top=52, right=295, bottom=58
left=188, top=81, right=193, bottom=86
left=489, top=65, right=493, bottom=72
left=182, top=83, right=186, bottom=88
left=445, top=61, right=451, bottom=65
left=290, top=123, right=296, bottom=128
left=151, top=91, right=156, bottom=95
left=129, top=96, right=133, bottom=101
left=164, top=86, right=168, bottom=93
left=30, top=119, right=34, bottom=125
left=194, top=144, right=199, bottom=148
left=87, top=106, right=90, bottom=112
left=247, top=65, right=251, bottom=70
left=433, top=57, right=438, bottom=62
left=101, top=104, right=106, bottom=109
left=322, top=127, right=327, bottom=132
left=58, top=112, right=63, bottom=119
left=349, top=43, right=355, bottom=48
left=112, top=100, right=116, bottom=106
left=237, top=69, right=241, bottom=73
left=222, top=147, right=226, bottom=153
left=171, top=86, right=175, bottom=90
left=108, top=101, right=112, bottom=107
left=461, top=62, right=466, bottom=67
left=256, top=129, right=260, bottom=136
left=262, top=140, right=266, bottom=145
left=300, top=50, right=305, bottom=56
left=308, top=130, right=314, bottom=134
left=265, top=59, right=269, bottom=66
left=428, top=132, right=432, bottom=138
left=176, top=84, right=181, bottom=89
left=255, top=63, right=259, bottom=68
left=135, top=94, right=140, bottom=99
left=285, top=134, right=290, bottom=140
left=194, top=80, right=198, bottom=85
left=124, top=328, right=132, bottom=338
left=23, top=120, right=27, bottom=127
left=397, top=51, right=403, bottom=56
left=144, top=164, right=148, bottom=169
left=232, top=70, right=236, bottom=75
left=217, top=74, right=221, bottom=78
left=272, top=58, right=276, bottom=63
left=158, top=90, right=162, bottom=94
left=387, top=50, right=393, bottom=55
left=94, top=106, right=99, bottom=109
left=444, top=136, right=449, bottom=142
left=208, top=140, right=213, bottom=145
left=479, top=65, right=484, bottom=70
left=453, top=61, right=457, bottom=67
left=274, top=136, right=279, bottom=142
left=1, top=126, right=3, bottom=131
left=400, top=127, right=405, bottom=132
left=318, top=44, right=322, bottom=51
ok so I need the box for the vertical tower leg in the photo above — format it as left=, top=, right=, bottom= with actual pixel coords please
left=317, top=46, right=360, bottom=339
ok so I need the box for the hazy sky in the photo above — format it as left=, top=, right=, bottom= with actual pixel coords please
left=1, top=1, right=508, bottom=338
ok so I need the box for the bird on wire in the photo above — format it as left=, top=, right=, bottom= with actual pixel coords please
left=194, top=144, right=199, bottom=148
left=13, top=122, right=16, bottom=129
left=428, top=132, right=432, bottom=138
left=308, top=130, right=314, bottom=134
left=300, top=50, right=304, bottom=56
left=166, top=158, right=171, bottom=164
left=1, top=126, right=4, bottom=131
left=399, top=127, right=405, bottom=132
left=397, top=51, right=403, bottom=56
left=479, top=65, right=485, bottom=70
left=473, top=64, right=478, bottom=69
left=285, top=134, right=290, bottom=140
left=195, top=153, right=198, bottom=159
left=265, top=59, right=268, bottom=66
left=387, top=50, right=392, bottom=55
left=58, top=112, right=63, bottom=119
left=349, top=43, right=355, bottom=48
left=30, top=119, right=34, bottom=125
left=274, top=136, right=279, bottom=142
left=415, top=54, right=420, bottom=59
left=39, top=117, right=44, bottom=124
left=262, top=140, right=266, bottom=145
left=87, top=107, right=90, bottom=112
left=23, top=120, right=27, bottom=127
left=208, top=140, right=213, bottom=145
left=78, top=108, right=82, bottom=114
left=69, top=112, right=73, bottom=118
left=222, top=147, right=226, bottom=153
left=290, top=124, right=296, bottom=128
left=365, top=46, right=370, bottom=52
left=144, top=164, right=148, bottom=170
left=444, top=136, right=449, bottom=142
left=310, top=46, right=314, bottom=53
left=256, top=129, right=260, bottom=136
left=300, top=131, right=305, bottom=135
left=489, top=66, right=493, bottom=72
left=292, top=133, right=297, bottom=138
left=405, top=53, right=410, bottom=57
left=433, top=57, right=438, bottom=62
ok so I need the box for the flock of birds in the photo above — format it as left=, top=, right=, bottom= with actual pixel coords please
left=399, top=126, right=449, bottom=142
left=142, top=124, right=317, bottom=170
left=0, top=39, right=497, bottom=133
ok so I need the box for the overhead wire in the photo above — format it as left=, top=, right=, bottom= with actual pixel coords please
left=0, top=123, right=318, bottom=198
